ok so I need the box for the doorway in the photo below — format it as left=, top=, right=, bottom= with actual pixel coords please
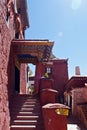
left=15, top=66, right=20, bottom=93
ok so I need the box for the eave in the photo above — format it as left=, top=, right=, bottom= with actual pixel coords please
left=12, top=39, right=54, bottom=64
left=65, top=76, right=87, bottom=91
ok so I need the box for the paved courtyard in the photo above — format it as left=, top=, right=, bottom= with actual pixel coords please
left=67, top=114, right=87, bottom=130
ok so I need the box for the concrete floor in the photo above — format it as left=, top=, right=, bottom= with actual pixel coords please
left=67, top=114, right=87, bottom=130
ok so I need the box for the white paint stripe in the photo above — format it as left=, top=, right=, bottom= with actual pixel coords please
left=17, top=116, right=39, bottom=118
left=11, top=125, right=36, bottom=128
left=14, top=120, right=37, bottom=123
left=21, top=108, right=34, bottom=110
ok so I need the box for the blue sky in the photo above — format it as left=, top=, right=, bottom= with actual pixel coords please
left=25, top=0, right=87, bottom=78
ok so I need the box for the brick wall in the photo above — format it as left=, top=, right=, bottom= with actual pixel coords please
left=0, top=1, right=14, bottom=130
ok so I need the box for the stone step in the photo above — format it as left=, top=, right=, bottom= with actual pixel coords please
left=10, top=125, right=36, bottom=130
left=19, top=108, right=41, bottom=112
left=11, top=111, right=41, bottom=116
left=22, top=104, right=36, bottom=107
left=11, top=118, right=43, bottom=126
left=10, top=95, right=44, bottom=130
left=18, top=111, right=41, bottom=115
left=11, top=119, right=43, bottom=125
left=10, top=124, right=44, bottom=130
left=23, top=101, right=40, bottom=104
left=10, top=100, right=40, bottom=105
left=10, top=105, right=41, bottom=110
left=15, top=115, right=39, bottom=120
left=22, top=104, right=40, bottom=109
left=10, top=111, right=41, bottom=120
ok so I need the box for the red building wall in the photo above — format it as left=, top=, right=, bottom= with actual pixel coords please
left=52, top=59, right=68, bottom=93
left=7, top=47, right=15, bottom=99
left=39, top=59, right=69, bottom=94
left=0, top=2, right=15, bottom=130
left=34, top=59, right=68, bottom=98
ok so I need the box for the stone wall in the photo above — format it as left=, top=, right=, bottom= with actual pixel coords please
left=0, top=1, right=14, bottom=130
left=72, top=87, right=87, bottom=116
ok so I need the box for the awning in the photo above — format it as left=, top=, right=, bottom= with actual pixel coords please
left=12, top=39, right=54, bottom=64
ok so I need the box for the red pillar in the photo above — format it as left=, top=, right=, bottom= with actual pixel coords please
left=20, top=63, right=27, bottom=94
left=34, top=62, right=42, bottom=94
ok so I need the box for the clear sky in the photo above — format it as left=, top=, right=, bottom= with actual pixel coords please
left=25, top=0, right=87, bottom=78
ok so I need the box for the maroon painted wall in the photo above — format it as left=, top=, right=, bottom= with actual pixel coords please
left=34, top=59, right=68, bottom=98
left=7, top=46, right=15, bottom=100
left=0, top=1, right=15, bottom=130
left=52, top=59, right=68, bottom=93
left=38, top=59, right=69, bottom=94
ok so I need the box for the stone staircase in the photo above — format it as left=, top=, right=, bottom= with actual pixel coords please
left=10, top=94, right=45, bottom=130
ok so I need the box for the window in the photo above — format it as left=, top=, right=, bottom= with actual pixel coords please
left=46, top=67, right=52, bottom=74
